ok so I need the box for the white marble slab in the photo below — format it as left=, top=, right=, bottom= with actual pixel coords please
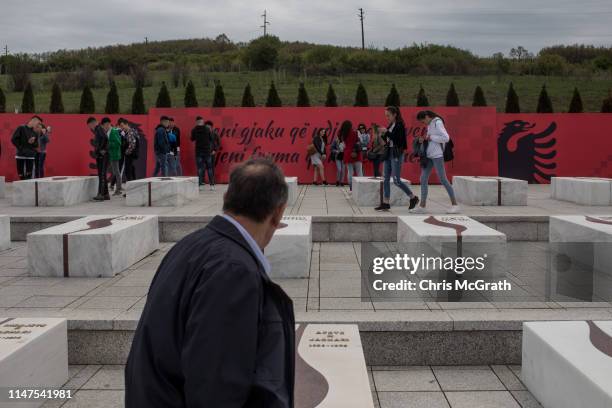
left=352, top=176, right=412, bottom=207
left=453, top=176, right=527, bottom=206
left=0, top=176, right=5, bottom=199
left=27, top=215, right=159, bottom=277
left=398, top=215, right=507, bottom=244
left=0, top=216, right=10, bottom=252
left=286, top=177, right=298, bottom=206
left=125, top=177, right=199, bottom=207
left=0, top=317, right=68, bottom=408
left=267, top=216, right=312, bottom=279
left=295, top=324, right=374, bottom=408
left=523, top=320, right=612, bottom=408
left=551, top=177, right=612, bottom=206
left=11, top=176, right=98, bottom=207
left=549, top=215, right=612, bottom=301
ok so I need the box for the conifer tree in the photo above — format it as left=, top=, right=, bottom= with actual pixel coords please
left=354, top=83, right=369, bottom=107
left=265, top=82, right=282, bottom=107
left=325, top=84, right=338, bottom=107
left=296, top=82, right=311, bottom=107
left=385, top=83, right=401, bottom=107
left=49, top=82, right=64, bottom=113
left=505, top=82, right=521, bottom=113
left=536, top=85, right=553, bottom=113
left=131, top=85, right=146, bottom=114
left=568, top=87, right=583, bottom=113
left=416, top=85, right=429, bottom=107
left=602, top=90, right=612, bottom=113
left=105, top=81, right=120, bottom=114
left=184, top=80, right=198, bottom=107
left=156, top=82, right=172, bottom=108
left=241, top=83, right=256, bottom=107
left=21, top=82, right=35, bottom=113
left=79, top=85, right=95, bottom=114
left=472, top=86, right=487, bottom=107
left=212, top=82, right=226, bottom=107
left=0, top=87, right=5, bottom=113
left=446, top=83, right=460, bottom=106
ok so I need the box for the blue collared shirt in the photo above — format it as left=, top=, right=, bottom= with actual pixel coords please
left=222, top=214, right=271, bottom=275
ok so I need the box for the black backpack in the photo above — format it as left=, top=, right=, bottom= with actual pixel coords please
left=442, top=139, right=454, bottom=162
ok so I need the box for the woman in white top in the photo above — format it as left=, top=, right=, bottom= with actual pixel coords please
left=413, top=111, right=459, bottom=214
left=310, top=128, right=328, bottom=185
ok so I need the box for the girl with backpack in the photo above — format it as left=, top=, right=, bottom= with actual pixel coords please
left=413, top=111, right=459, bottom=214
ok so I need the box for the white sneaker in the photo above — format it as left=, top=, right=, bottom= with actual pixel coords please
left=447, top=205, right=461, bottom=214
left=210, top=185, right=216, bottom=191
left=411, top=206, right=427, bottom=214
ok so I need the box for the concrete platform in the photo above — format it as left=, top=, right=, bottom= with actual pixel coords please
left=125, top=177, right=199, bottom=207
left=0, top=216, right=9, bottom=251
left=11, top=177, right=98, bottom=207
left=523, top=320, right=612, bottom=408
left=454, top=176, right=528, bottom=206
left=0, top=317, right=68, bottom=407
left=296, top=324, right=373, bottom=407
left=286, top=177, right=298, bottom=206
left=352, top=177, right=412, bottom=207
left=551, top=177, right=612, bottom=206
left=267, top=216, right=312, bottom=278
left=27, top=215, right=159, bottom=278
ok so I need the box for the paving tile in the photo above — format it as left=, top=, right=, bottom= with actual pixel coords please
left=378, top=391, right=450, bottom=408
left=510, top=391, right=543, bottom=408
left=15, top=295, right=79, bottom=308
left=77, top=296, right=141, bottom=309
left=491, top=365, right=525, bottom=391
left=320, top=297, right=373, bottom=310
left=445, top=391, right=521, bottom=408
left=82, top=365, right=125, bottom=390
left=61, top=390, right=124, bottom=408
left=373, top=367, right=440, bottom=391
left=433, top=366, right=505, bottom=391
left=63, top=365, right=102, bottom=390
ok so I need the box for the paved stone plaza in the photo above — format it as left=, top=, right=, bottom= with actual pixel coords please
left=38, top=364, right=541, bottom=408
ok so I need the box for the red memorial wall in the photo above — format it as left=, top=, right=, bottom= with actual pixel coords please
left=0, top=109, right=610, bottom=183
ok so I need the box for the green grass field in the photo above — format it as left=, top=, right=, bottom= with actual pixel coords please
left=2, top=70, right=611, bottom=113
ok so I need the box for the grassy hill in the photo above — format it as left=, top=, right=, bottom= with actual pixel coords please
left=1, top=70, right=611, bottom=113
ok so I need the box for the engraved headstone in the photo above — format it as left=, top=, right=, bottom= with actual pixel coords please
left=267, top=216, right=312, bottom=279
left=453, top=176, right=527, bottom=206
left=125, top=177, right=199, bottom=207
left=11, top=176, right=98, bottom=207
left=351, top=176, right=411, bottom=206
left=0, top=216, right=9, bottom=251
left=0, top=176, right=5, bottom=199
left=27, top=215, right=159, bottom=277
left=286, top=177, right=298, bottom=206
left=551, top=177, right=612, bottom=206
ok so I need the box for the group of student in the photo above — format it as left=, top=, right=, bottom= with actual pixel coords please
left=308, top=107, right=459, bottom=214
left=10, top=115, right=51, bottom=180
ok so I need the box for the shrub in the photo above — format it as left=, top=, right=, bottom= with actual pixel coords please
left=416, top=85, right=429, bottom=107
left=472, top=86, right=487, bottom=106
left=131, top=85, right=146, bottom=114
left=602, top=90, right=612, bottom=113
left=243, top=36, right=281, bottom=70
left=79, top=85, right=95, bottom=114
left=21, top=82, right=35, bottom=113
left=49, top=82, right=64, bottom=113
left=354, top=83, right=369, bottom=107
left=184, top=80, right=198, bottom=107
left=105, top=81, right=120, bottom=114
left=156, top=82, right=172, bottom=108
left=568, top=88, right=583, bottom=113
left=505, top=82, right=520, bottom=113
left=265, top=82, right=282, bottom=107
left=0, top=87, right=5, bottom=113
left=385, top=83, right=401, bottom=107
left=241, top=83, right=256, bottom=107
left=446, top=83, right=460, bottom=106
left=212, top=82, right=226, bottom=107
left=296, top=82, right=311, bottom=107
left=536, top=85, right=553, bottom=113
left=325, top=84, right=338, bottom=107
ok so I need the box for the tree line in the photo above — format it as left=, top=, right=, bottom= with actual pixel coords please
left=3, top=81, right=612, bottom=114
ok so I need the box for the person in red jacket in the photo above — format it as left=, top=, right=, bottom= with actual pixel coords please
left=340, top=120, right=363, bottom=191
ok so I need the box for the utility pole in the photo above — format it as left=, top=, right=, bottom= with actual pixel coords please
left=261, top=10, right=270, bottom=36
left=4, top=45, right=8, bottom=56
left=145, top=37, right=148, bottom=45
left=358, top=8, right=365, bottom=50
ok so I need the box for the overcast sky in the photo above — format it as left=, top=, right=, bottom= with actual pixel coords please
left=2, top=0, right=611, bottom=56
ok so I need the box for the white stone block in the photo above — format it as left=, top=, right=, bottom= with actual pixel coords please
left=11, top=176, right=98, bottom=207
left=352, top=176, right=412, bottom=207
left=397, top=215, right=506, bottom=244
left=295, top=324, right=374, bottom=408
left=125, top=177, right=199, bottom=207
left=522, top=320, right=612, bottom=408
left=549, top=215, right=612, bottom=301
left=0, top=317, right=68, bottom=408
left=0, top=216, right=10, bottom=252
left=551, top=177, right=612, bottom=206
left=453, top=176, right=527, bottom=206
left=27, top=215, right=159, bottom=278
left=0, top=176, right=5, bottom=199
left=285, top=177, right=298, bottom=206
left=267, top=216, right=312, bottom=279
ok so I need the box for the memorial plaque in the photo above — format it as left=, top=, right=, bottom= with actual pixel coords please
left=453, top=176, right=527, bottom=206
left=11, top=176, right=98, bottom=207
left=267, top=216, right=312, bottom=279
left=398, top=215, right=506, bottom=244
left=0, top=216, right=9, bottom=252
left=351, top=176, right=411, bottom=207
left=125, top=177, right=199, bottom=207
left=0, top=176, right=5, bottom=199
left=0, top=318, right=68, bottom=408
left=286, top=177, right=298, bottom=206
left=523, top=320, right=612, bottom=408
left=551, top=177, right=612, bottom=206
left=27, top=215, right=159, bottom=277
left=295, top=324, right=374, bottom=408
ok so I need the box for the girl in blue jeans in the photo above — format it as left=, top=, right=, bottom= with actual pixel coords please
left=413, top=111, right=459, bottom=214
left=375, top=106, right=420, bottom=211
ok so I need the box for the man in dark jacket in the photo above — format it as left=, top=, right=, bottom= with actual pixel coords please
left=126, top=158, right=295, bottom=408
left=168, top=117, right=182, bottom=176
left=87, top=117, right=111, bottom=201
left=153, top=116, right=170, bottom=177
left=190, top=116, right=214, bottom=187
left=11, top=116, right=41, bottom=180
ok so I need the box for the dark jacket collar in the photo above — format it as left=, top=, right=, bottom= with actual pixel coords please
left=207, top=215, right=271, bottom=284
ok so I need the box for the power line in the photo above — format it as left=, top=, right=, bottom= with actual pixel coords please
left=261, top=10, right=270, bottom=36
left=358, top=8, right=365, bottom=50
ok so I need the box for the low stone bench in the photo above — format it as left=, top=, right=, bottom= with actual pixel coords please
left=0, top=317, right=69, bottom=406
left=267, top=216, right=312, bottom=279
left=27, top=215, right=159, bottom=277
left=11, top=176, right=98, bottom=207
left=551, top=177, right=612, bottom=206
left=285, top=177, right=298, bottom=206
left=125, top=177, right=199, bottom=207
left=523, top=320, right=612, bottom=408
left=453, top=176, right=527, bottom=206
left=295, top=324, right=374, bottom=408
left=352, top=176, right=412, bottom=207
left=0, top=176, right=5, bottom=198
left=550, top=215, right=612, bottom=301
left=0, top=216, right=9, bottom=251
